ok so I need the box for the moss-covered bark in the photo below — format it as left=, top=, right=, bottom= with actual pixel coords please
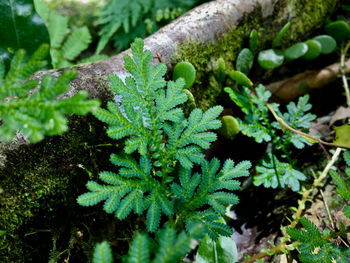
left=174, top=0, right=339, bottom=109
left=0, top=116, right=135, bottom=261
left=0, top=0, right=341, bottom=261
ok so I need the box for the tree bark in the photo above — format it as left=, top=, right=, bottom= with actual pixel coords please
left=0, top=0, right=341, bottom=260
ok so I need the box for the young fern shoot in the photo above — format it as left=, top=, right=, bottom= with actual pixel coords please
left=77, top=38, right=251, bottom=238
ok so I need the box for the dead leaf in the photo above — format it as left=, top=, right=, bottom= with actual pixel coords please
left=330, top=106, right=350, bottom=126
left=333, top=124, right=350, bottom=148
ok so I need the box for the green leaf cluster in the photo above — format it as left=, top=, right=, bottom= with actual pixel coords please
left=287, top=217, right=350, bottom=263
left=96, top=0, right=204, bottom=53
left=34, top=0, right=107, bottom=68
left=253, top=153, right=306, bottom=191
left=225, top=84, right=315, bottom=191
left=225, top=85, right=275, bottom=143
left=78, top=39, right=250, bottom=240
left=256, top=22, right=338, bottom=69
left=93, top=241, right=114, bottom=263
left=0, top=45, right=100, bottom=143
left=93, top=224, right=204, bottom=263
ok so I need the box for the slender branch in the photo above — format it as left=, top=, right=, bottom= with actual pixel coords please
left=266, top=104, right=350, bottom=150
left=320, top=189, right=335, bottom=230
left=340, top=41, right=350, bottom=107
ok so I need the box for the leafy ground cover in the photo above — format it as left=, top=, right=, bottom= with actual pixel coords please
left=1, top=0, right=350, bottom=262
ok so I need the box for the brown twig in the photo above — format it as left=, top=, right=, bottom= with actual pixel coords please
left=266, top=59, right=350, bottom=103
left=266, top=104, right=350, bottom=150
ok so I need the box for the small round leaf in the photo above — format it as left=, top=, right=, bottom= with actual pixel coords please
left=219, top=115, right=240, bottom=140
left=313, top=35, right=337, bottom=54
left=236, top=48, right=254, bottom=75
left=325, top=21, right=350, bottom=42
left=173, top=61, right=196, bottom=89
left=302, top=40, right=321, bottom=60
left=283, top=42, right=308, bottom=60
left=257, top=49, right=284, bottom=70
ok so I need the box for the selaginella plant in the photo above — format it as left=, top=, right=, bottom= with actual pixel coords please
left=225, top=84, right=316, bottom=191
left=286, top=150, right=350, bottom=262
left=95, top=0, right=205, bottom=53
left=34, top=0, right=107, bottom=68
left=77, top=38, right=251, bottom=258
left=0, top=44, right=100, bottom=143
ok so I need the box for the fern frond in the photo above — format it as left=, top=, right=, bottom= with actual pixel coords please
left=62, top=27, right=91, bottom=61
left=287, top=217, right=350, bottom=262
left=93, top=107, right=120, bottom=125
left=126, top=224, right=203, bottom=263
left=78, top=155, right=173, bottom=232
left=278, top=94, right=316, bottom=149
left=225, top=85, right=272, bottom=143
left=254, top=153, right=306, bottom=191
left=116, top=189, right=144, bottom=219
left=173, top=158, right=250, bottom=214
left=1, top=44, right=49, bottom=98
left=186, top=210, right=232, bottom=240
left=144, top=190, right=174, bottom=232
left=126, top=233, right=150, bottom=263
left=93, top=241, right=113, bottom=263
left=144, top=191, right=162, bottom=232
left=153, top=227, right=190, bottom=263
left=163, top=106, right=223, bottom=168
left=96, top=0, right=152, bottom=53
left=48, top=13, right=68, bottom=49
left=330, top=170, right=350, bottom=200
left=208, top=192, right=239, bottom=215
left=344, top=151, right=350, bottom=167
left=155, top=78, right=187, bottom=123
left=171, top=158, right=250, bottom=239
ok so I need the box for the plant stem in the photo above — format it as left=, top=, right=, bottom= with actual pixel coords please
left=340, top=41, right=350, bottom=107
left=266, top=104, right=350, bottom=150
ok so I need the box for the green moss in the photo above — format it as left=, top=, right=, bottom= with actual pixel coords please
left=0, top=115, right=130, bottom=262
left=282, top=0, right=339, bottom=45
left=174, top=26, right=251, bottom=110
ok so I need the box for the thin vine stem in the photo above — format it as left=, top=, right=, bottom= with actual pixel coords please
left=340, top=41, right=350, bottom=107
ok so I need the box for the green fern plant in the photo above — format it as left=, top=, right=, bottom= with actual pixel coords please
left=93, top=241, right=114, bottom=263
left=96, top=0, right=204, bottom=53
left=330, top=150, right=350, bottom=219
left=77, top=38, right=250, bottom=240
left=286, top=151, right=350, bottom=262
left=225, top=84, right=316, bottom=191
left=0, top=44, right=100, bottom=143
left=34, top=0, right=107, bottom=68
left=287, top=217, right=350, bottom=262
